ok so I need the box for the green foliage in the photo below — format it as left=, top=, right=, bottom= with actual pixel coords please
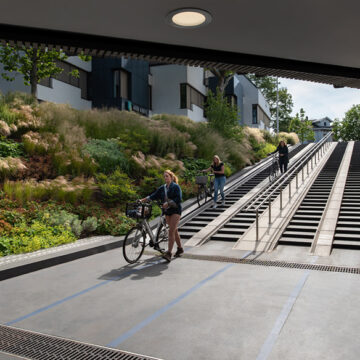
left=256, top=143, right=276, bottom=159
left=289, top=108, right=315, bottom=143
left=43, top=210, right=97, bottom=238
left=182, top=158, right=212, bottom=181
left=333, top=105, right=360, bottom=141
left=97, top=169, right=138, bottom=205
left=0, top=45, right=89, bottom=95
left=0, top=102, right=17, bottom=125
left=96, top=213, right=135, bottom=236
left=0, top=221, right=76, bottom=256
left=247, top=75, right=294, bottom=131
left=138, top=168, right=164, bottom=197
left=83, top=139, right=129, bottom=174
left=0, top=139, right=24, bottom=157
left=205, top=89, right=239, bottom=137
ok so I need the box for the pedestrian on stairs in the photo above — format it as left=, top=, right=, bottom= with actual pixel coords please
left=203, top=155, right=226, bottom=209
left=269, top=140, right=289, bottom=173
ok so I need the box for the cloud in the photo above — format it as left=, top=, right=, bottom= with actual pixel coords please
left=279, top=78, right=360, bottom=120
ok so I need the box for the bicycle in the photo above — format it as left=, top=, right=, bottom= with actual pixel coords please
left=269, top=153, right=279, bottom=182
left=123, top=201, right=169, bottom=264
left=195, top=173, right=215, bottom=207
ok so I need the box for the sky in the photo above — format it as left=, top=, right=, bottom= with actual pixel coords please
left=278, top=78, right=360, bottom=121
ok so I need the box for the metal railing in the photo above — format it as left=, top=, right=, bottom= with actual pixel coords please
left=243, top=133, right=333, bottom=241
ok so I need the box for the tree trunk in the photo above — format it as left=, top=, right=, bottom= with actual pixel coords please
left=30, top=49, right=38, bottom=97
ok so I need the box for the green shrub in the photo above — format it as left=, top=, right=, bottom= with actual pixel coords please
left=0, top=139, right=24, bottom=157
left=182, top=158, right=211, bottom=181
left=255, top=143, right=276, bottom=159
left=97, top=169, right=138, bottom=205
left=0, top=221, right=76, bottom=256
left=96, top=213, right=135, bottom=236
left=44, top=210, right=98, bottom=238
left=83, top=139, right=129, bottom=174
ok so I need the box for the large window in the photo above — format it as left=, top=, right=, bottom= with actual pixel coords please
left=114, top=69, right=130, bottom=99
left=180, top=83, right=205, bottom=110
left=252, top=104, right=270, bottom=126
left=51, top=60, right=88, bottom=99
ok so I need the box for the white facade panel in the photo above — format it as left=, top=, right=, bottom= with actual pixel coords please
left=38, top=79, right=92, bottom=110
left=187, top=66, right=206, bottom=95
left=66, top=56, right=92, bottom=72
left=151, top=65, right=187, bottom=116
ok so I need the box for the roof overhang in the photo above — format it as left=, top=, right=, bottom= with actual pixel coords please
left=0, top=0, right=360, bottom=89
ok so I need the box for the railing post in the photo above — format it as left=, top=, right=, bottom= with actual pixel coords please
left=302, top=166, right=304, bottom=182
left=296, top=173, right=298, bottom=189
left=289, top=181, right=291, bottom=198
left=256, top=210, right=259, bottom=241
left=269, top=200, right=271, bottom=224
left=311, top=157, right=313, bottom=170
left=280, top=190, right=283, bottom=210
left=307, top=161, right=309, bottom=175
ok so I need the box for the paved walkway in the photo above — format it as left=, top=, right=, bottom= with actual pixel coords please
left=1, top=241, right=360, bottom=360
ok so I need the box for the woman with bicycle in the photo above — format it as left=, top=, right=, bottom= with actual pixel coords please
left=141, top=169, right=183, bottom=262
left=203, top=155, right=226, bottom=208
left=269, top=140, right=289, bottom=173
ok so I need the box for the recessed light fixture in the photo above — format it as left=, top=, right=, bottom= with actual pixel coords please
left=166, top=8, right=212, bottom=28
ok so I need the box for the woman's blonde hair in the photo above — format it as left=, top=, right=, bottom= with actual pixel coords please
left=164, top=169, right=178, bottom=184
left=213, top=155, right=221, bottom=165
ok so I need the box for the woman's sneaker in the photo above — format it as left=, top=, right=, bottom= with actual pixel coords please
left=174, top=247, right=184, bottom=257
left=162, top=251, right=172, bottom=262
left=213, top=203, right=217, bottom=209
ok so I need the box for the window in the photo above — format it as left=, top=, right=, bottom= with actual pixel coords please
left=324, top=122, right=327, bottom=126
left=226, top=95, right=237, bottom=107
left=114, top=69, right=130, bottom=99
left=39, top=77, right=51, bottom=88
left=252, top=104, right=270, bottom=126
left=180, top=83, right=205, bottom=110
left=252, top=104, right=258, bottom=124
left=148, top=85, right=152, bottom=110
left=52, top=60, right=89, bottom=99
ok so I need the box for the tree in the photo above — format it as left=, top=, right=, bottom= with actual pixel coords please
left=289, top=108, right=315, bottom=143
left=205, top=88, right=239, bottom=137
left=247, top=75, right=294, bottom=131
left=0, top=44, right=88, bottom=96
left=333, top=104, right=360, bottom=141
left=207, top=68, right=234, bottom=95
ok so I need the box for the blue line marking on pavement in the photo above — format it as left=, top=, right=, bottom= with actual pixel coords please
left=5, top=262, right=158, bottom=326
left=107, top=263, right=233, bottom=348
left=256, top=256, right=318, bottom=360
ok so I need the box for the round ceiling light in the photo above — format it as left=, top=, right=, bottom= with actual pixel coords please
left=167, top=8, right=212, bottom=28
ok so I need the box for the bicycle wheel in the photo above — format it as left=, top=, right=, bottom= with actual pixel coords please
left=197, top=185, right=207, bottom=207
left=155, top=221, right=169, bottom=254
left=123, top=226, right=146, bottom=263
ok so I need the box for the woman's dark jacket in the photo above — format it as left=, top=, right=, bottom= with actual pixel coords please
left=148, top=182, right=182, bottom=215
left=272, top=145, right=289, bottom=163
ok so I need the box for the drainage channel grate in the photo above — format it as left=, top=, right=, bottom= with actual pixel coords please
left=0, top=325, right=161, bottom=360
left=180, top=253, right=360, bottom=274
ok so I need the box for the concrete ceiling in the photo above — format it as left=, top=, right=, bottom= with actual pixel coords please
left=0, top=0, right=360, bottom=88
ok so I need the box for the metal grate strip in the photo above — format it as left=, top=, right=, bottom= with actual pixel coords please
left=177, top=253, right=360, bottom=274
left=0, top=325, right=162, bottom=360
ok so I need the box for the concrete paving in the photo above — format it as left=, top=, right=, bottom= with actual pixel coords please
left=1, top=242, right=360, bottom=360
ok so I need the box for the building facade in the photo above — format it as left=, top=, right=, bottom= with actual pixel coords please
left=208, top=74, right=271, bottom=130
left=0, top=56, right=271, bottom=129
left=311, top=117, right=333, bottom=142
left=0, top=56, right=92, bottom=110
left=150, top=64, right=207, bottom=122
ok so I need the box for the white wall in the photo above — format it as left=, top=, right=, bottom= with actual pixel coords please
left=151, top=64, right=207, bottom=122
left=66, top=56, right=92, bottom=72
left=0, top=61, right=91, bottom=110
left=38, top=79, right=92, bottom=110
